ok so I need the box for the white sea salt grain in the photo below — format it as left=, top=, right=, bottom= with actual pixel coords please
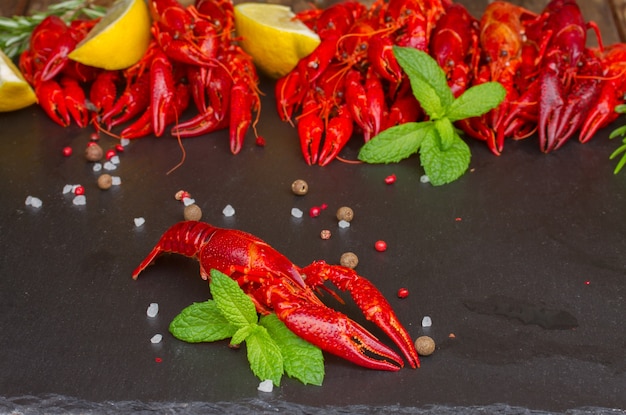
left=222, top=204, right=235, bottom=217
left=183, top=197, right=195, bottom=206
left=134, top=217, right=145, bottom=227
left=147, top=303, right=159, bottom=317
left=93, top=163, right=102, bottom=172
left=257, top=380, right=273, bottom=393
left=63, top=184, right=74, bottom=194
left=120, top=138, right=130, bottom=147
left=72, top=195, right=86, bottom=205
left=291, top=208, right=303, bottom=218
left=420, top=175, right=430, bottom=183
left=338, top=220, right=350, bottom=228
left=25, top=196, right=43, bottom=208
left=422, top=316, right=432, bottom=327
left=150, top=334, right=163, bottom=344
left=110, top=155, right=120, bottom=165
left=111, top=176, right=122, bottom=186
left=103, top=161, right=117, bottom=171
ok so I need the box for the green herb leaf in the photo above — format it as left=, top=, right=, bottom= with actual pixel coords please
left=210, top=269, right=258, bottom=328
left=246, top=325, right=284, bottom=386
left=260, top=314, right=324, bottom=386
left=231, top=324, right=255, bottom=345
left=609, top=125, right=626, bottom=139
left=393, top=46, right=454, bottom=119
left=445, top=82, right=507, bottom=122
left=420, top=131, right=471, bottom=185
left=358, top=122, right=430, bottom=163
left=169, top=301, right=238, bottom=343
left=434, top=118, right=455, bottom=150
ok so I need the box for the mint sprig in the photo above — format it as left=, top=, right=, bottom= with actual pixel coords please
left=169, top=269, right=324, bottom=386
left=358, top=47, right=506, bottom=186
left=609, top=104, right=626, bottom=174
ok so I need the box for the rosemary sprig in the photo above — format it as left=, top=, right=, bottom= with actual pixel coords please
left=609, top=104, right=626, bottom=174
left=0, top=0, right=107, bottom=60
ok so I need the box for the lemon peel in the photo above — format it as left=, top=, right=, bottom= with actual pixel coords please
left=234, top=3, right=320, bottom=79
left=68, top=0, right=151, bottom=70
left=0, top=49, right=37, bottom=112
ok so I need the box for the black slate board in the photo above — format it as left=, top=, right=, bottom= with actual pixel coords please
left=0, top=78, right=625, bottom=413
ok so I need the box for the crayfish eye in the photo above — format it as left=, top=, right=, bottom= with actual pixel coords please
left=500, top=50, right=508, bottom=58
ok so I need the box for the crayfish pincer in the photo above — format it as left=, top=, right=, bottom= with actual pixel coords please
left=132, top=221, right=419, bottom=370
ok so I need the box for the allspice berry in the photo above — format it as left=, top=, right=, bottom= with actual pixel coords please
left=336, top=206, right=354, bottom=222
left=340, top=252, right=359, bottom=269
left=97, top=174, right=113, bottom=190
left=291, top=179, right=308, bottom=196
left=184, top=204, right=202, bottom=221
left=415, top=336, right=436, bottom=356
left=85, top=143, right=104, bottom=162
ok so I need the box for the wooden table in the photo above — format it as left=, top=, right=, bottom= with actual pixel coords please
left=1, top=0, right=625, bottom=45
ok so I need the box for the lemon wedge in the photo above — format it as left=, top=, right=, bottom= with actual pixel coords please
left=68, top=0, right=151, bottom=70
left=0, top=49, right=37, bottom=112
left=234, top=3, right=321, bottom=79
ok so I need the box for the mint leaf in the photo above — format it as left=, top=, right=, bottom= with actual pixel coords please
left=210, top=269, right=258, bottom=328
left=246, top=325, right=284, bottom=386
left=393, top=46, right=454, bottom=119
left=434, top=118, right=455, bottom=150
left=445, top=82, right=507, bottom=121
left=231, top=324, right=255, bottom=345
left=260, top=314, right=324, bottom=386
left=169, top=301, right=237, bottom=343
left=420, top=131, right=471, bottom=185
left=358, top=122, right=430, bottom=163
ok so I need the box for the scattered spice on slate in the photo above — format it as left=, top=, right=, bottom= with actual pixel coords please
left=85, top=142, right=103, bottom=161
left=336, top=206, right=354, bottom=222
left=184, top=204, right=202, bottom=221
left=340, top=252, right=358, bottom=268
left=374, top=240, right=387, bottom=252
left=397, top=288, right=409, bottom=298
left=291, top=179, right=308, bottom=195
left=415, top=336, right=435, bottom=356
left=320, top=229, right=331, bottom=240
left=98, top=174, right=113, bottom=190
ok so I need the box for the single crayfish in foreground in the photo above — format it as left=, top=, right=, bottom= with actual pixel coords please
left=133, top=221, right=419, bottom=370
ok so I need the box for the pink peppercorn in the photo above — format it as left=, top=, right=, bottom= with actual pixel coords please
left=397, top=288, right=409, bottom=298
left=384, top=174, right=396, bottom=184
left=62, top=146, right=72, bottom=157
left=309, top=206, right=321, bottom=217
left=374, top=240, right=387, bottom=252
left=105, top=149, right=116, bottom=160
left=74, top=185, right=85, bottom=195
left=115, top=144, right=125, bottom=153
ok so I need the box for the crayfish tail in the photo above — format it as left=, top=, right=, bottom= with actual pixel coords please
left=132, top=221, right=217, bottom=279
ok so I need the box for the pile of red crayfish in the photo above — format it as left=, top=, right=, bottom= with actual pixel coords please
left=19, top=0, right=261, bottom=154
left=278, top=0, right=626, bottom=163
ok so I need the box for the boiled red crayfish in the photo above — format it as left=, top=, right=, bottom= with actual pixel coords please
left=132, top=221, right=419, bottom=371
left=276, top=0, right=448, bottom=166
left=19, top=0, right=260, bottom=155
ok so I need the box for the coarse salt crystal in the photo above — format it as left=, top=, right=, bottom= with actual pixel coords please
left=150, top=334, right=163, bottom=344
left=93, top=163, right=102, bottom=172
left=257, top=380, right=273, bottom=393
left=72, top=195, right=86, bottom=205
left=134, top=217, right=145, bottom=227
left=420, top=175, right=430, bottom=184
left=111, top=176, right=122, bottom=186
left=183, top=197, right=195, bottom=206
left=103, top=161, right=117, bottom=171
left=120, top=138, right=130, bottom=147
left=63, top=184, right=74, bottom=194
left=422, top=316, right=432, bottom=327
left=25, top=196, right=43, bottom=208
left=222, top=204, right=235, bottom=217
left=338, top=220, right=350, bottom=228
left=291, top=208, right=303, bottom=218
left=147, top=303, right=159, bottom=317
left=110, top=155, right=120, bottom=165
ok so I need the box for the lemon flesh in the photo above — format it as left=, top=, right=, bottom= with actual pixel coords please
left=0, top=49, right=37, bottom=112
left=234, top=3, right=321, bottom=79
left=69, top=0, right=151, bottom=70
